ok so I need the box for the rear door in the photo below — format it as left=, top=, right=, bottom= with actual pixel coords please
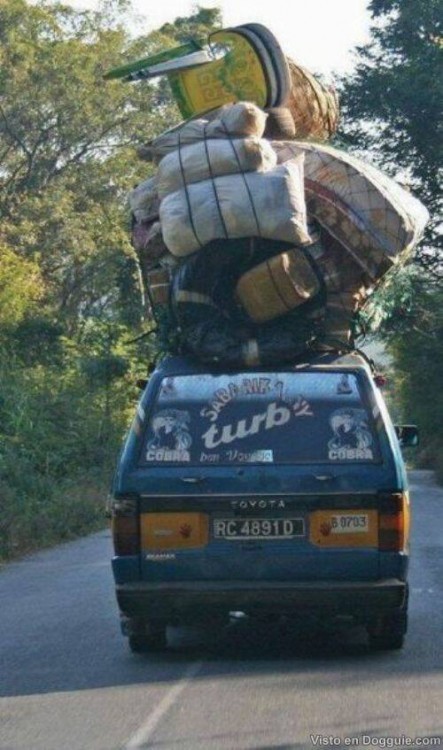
left=138, top=370, right=383, bottom=582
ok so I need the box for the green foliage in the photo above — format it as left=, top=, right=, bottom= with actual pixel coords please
left=386, top=282, right=443, bottom=479
left=338, top=0, right=443, bottom=481
left=0, top=1, right=222, bottom=558
left=338, top=0, right=442, bottom=273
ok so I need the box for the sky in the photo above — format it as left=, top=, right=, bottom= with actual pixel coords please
left=66, top=0, right=372, bottom=79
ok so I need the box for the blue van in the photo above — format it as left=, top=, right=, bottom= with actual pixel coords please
left=110, top=352, right=417, bottom=652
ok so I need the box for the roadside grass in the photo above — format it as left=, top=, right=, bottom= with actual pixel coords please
left=0, top=470, right=110, bottom=562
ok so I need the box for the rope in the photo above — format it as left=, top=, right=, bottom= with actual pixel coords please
left=177, top=131, right=204, bottom=250
left=202, top=123, right=229, bottom=239
left=220, top=121, right=262, bottom=237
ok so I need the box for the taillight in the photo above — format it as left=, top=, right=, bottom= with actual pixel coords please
left=378, top=492, right=409, bottom=552
left=111, top=497, right=140, bottom=556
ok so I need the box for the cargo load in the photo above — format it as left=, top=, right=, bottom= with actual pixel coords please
left=141, top=102, right=268, bottom=162
left=160, top=157, right=311, bottom=257
left=111, top=20, right=429, bottom=365
left=157, top=136, right=277, bottom=199
left=128, top=177, right=159, bottom=223
left=286, top=60, right=339, bottom=141
left=274, top=141, right=429, bottom=280
left=235, top=248, right=322, bottom=323
left=170, top=237, right=324, bottom=366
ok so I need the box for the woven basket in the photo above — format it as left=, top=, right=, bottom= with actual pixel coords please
left=286, top=59, right=339, bottom=141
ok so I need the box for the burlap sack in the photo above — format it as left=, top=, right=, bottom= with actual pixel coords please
left=139, top=102, right=268, bottom=161
left=128, top=176, right=159, bottom=222
left=160, top=156, right=311, bottom=257
left=157, top=137, right=277, bottom=199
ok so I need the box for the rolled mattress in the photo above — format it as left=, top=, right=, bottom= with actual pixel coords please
left=274, top=141, right=429, bottom=281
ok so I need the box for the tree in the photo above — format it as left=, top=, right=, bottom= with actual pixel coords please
left=339, top=0, right=442, bottom=274
left=0, top=1, right=223, bottom=557
left=339, top=0, right=443, bottom=478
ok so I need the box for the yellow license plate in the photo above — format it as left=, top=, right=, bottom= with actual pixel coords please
left=310, top=509, right=378, bottom=547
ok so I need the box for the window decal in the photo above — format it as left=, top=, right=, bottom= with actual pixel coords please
left=328, top=408, right=374, bottom=461
left=146, top=409, right=192, bottom=462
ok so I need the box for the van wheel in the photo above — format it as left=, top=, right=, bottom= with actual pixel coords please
left=367, top=608, right=407, bottom=651
left=128, top=621, right=167, bottom=653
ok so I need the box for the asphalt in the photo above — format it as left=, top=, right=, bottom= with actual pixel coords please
left=0, top=470, right=442, bottom=750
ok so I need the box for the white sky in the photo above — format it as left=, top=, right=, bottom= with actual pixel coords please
left=67, top=0, right=372, bottom=78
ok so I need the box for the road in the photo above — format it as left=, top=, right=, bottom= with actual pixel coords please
left=1, top=470, right=442, bottom=750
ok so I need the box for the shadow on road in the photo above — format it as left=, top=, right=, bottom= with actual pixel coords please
left=1, top=608, right=441, bottom=700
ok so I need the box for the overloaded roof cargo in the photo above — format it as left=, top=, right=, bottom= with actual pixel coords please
left=108, top=22, right=429, bottom=368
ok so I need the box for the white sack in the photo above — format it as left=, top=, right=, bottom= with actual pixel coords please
left=142, top=102, right=268, bottom=161
left=128, top=176, right=159, bottom=222
left=160, top=156, right=311, bottom=257
left=157, top=137, right=277, bottom=199
left=274, top=141, right=429, bottom=279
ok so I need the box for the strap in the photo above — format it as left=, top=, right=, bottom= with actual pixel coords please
left=202, top=124, right=229, bottom=240
left=220, top=121, right=262, bottom=237
left=177, top=131, right=204, bottom=249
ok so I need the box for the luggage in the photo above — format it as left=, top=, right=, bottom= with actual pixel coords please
left=160, top=157, right=311, bottom=257
left=157, top=137, right=277, bottom=199
left=128, top=177, right=159, bottom=222
left=274, top=141, right=429, bottom=279
left=141, top=102, right=268, bottom=162
left=236, top=248, right=322, bottom=323
left=170, top=237, right=324, bottom=367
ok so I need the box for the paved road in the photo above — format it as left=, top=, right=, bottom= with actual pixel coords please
left=1, top=470, right=442, bottom=750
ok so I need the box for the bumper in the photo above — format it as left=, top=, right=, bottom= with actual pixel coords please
left=116, top=579, right=407, bottom=620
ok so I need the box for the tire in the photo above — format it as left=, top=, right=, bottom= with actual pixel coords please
left=367, top=591, right=408, bottom=651
left=264, top=107, right=296, bottom=140
left=128, top=621, right=167, bottom=653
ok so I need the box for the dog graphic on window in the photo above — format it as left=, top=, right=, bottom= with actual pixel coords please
left=328, top=409, right=372, bottom=451
left=147, top=410, right=192, bottom=451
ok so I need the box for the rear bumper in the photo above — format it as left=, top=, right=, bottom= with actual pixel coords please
left=116, top=578, right=407, bottom=621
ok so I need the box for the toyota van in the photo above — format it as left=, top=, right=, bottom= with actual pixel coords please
left=109, top=352, right=417, bottom=652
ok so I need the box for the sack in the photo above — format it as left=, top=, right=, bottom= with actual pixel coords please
left=160, top=157, right=311, bottom=257
left=274, top=141, right=429, bottom=280
left=286, top=59, right=339, bottom=141
left=128, top=177, right=159, bottom=222
left=236, top=248, right=321, bottom=323
left=157, top=137, right=277, bottom=199
left=140, top=102, right=268, bottom=161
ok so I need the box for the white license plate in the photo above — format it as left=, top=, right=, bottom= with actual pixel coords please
left=329, top=514, right=369, bottom=533
left=213, top=518, right=304, bottom=540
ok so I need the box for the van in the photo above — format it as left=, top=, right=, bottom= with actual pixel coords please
left=109, top=352, right=417, bottom=652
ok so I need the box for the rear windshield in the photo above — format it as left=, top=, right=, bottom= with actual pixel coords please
left=140, top=372, right=381, bottom=466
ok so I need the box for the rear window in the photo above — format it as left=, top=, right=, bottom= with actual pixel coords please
left=140, top=371, right=381, bottom=466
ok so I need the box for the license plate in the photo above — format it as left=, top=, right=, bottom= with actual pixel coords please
left=213, top=518, right=304, bottom=540
left=329, top=514, right=369, bottom=533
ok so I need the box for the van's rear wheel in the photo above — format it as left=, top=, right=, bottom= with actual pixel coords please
left=128, top=620, right=167, bottom=653
left=367, top=600, right=408, bottom=651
